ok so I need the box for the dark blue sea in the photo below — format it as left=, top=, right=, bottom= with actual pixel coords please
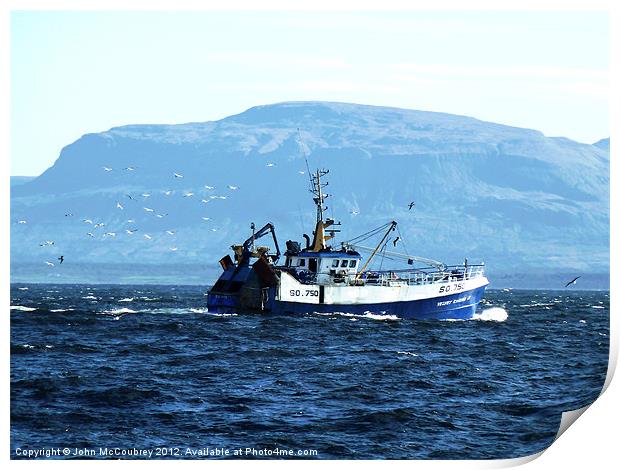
left=10, top=284, right=609, bottom=460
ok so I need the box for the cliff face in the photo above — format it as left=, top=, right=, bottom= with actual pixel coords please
left=11, top=101, right=609, bottom=281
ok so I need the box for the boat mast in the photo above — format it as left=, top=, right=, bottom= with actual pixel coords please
left=308, top=169, right=335, bottom=251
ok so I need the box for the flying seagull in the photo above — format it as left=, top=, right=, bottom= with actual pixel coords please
left=18, top=220, right=27, bottom=224
left=227, top=185, right=239, bottom=190
left=173, top=172, right=184, bottom=178
left=45, top=261, right=55, bottom=267
left=184, top=192, right=194, bottom=197
left=83, top=219, right=93, bottom=224
left=393, top=236, right=400, bottom=247
left=164, top=190, right=173, bottom=196
left=57, top=255, right=64, bottom=264
left=408, top=201, right=415, bottom=210
left=144, top=207, right=154, bottom=212
left=126, top=194, right=134, bottom=200
left=266, top=163, right=275, bottom=167
left=143, top=234, right=152, bottom=240
left=170, top=247, right=178, bottom=252
left=125, top=229, right=138, bottom=235
left=349, top=209, right=359, bottom=216
left=565, top=276, right=581, bottom=288
left=86, top=232, right=95, bottom=237
left=94, top=223, right=105, bottom=228
left=124, top=166, right=135, bottom=171
left=39, top=241, right=54, bottom=246
left=166, top=230, right=176, bottom=235
left=204, top=185, right=215, bottom=190
left=103, top=166, right=113, bottom=171
left=142, top=193, right=151, bottom=198
left=201, top=217, right=210, bottom=221
left=65, top=213, right=74, bottom=217
left=116, top=202, right=124, bottom=210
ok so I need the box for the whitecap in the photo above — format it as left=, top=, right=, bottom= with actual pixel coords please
left=22, top=344, right=35, bottom=349
left=50, top=308, right=75, bottom=312
left=579, top=319, right=587, bottom=324
left=190, top=308, right=208, bottom=313
left=591, top=306, right=605, bottom=309
left=101, top=308, right=137, bottom=315
left=397, top=351, right=418, bottom=356
left=472, top=307, right=508, bottom=322
left=313, top=311, right=400, bottom=321
left=10, top=305, right=36, bottom=311
left=17, top=287, right=29, bottom=291
left=118, top=298, right=134, bottom=302
left=82, top=295, right=98, bottom=300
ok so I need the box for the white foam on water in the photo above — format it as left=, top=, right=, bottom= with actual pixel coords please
left=118, top=298, right=134, bottom=302
left=82, top=295, right=98, bottom=300
left=472, top=307, right=508, bottom=322
left=518, top=302, right=555, bottom=308
left=591, top=305, right=605, bottom=309
left=101, top=308, right=137, bottom=315
left=10, top=305, right=37, bottom=311
left=314, top=311, right=400, bottom=321
left=50, top=308, right=74, bottom=312
left=397, top=351, right=418, bottom=356
left=17, top=287, right=29, bottom=291
left=579, top=319, right=587, bottom=324
left=189, top=308, right=208, bottom=313
left=22, top=344, right=35, bottom=349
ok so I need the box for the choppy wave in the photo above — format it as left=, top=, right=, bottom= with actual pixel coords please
left=313, top=311, right=400, bottom=321
left=10, top=306, right=36, bottom=312
left=100, top=308, right=137, bottom=315
left=118, top=298, right=134, bottom=302
left=50, top=308, right=75, bottom=312
left=472, top=307, right=509, bottom=322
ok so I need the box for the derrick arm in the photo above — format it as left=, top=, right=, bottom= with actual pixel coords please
left=242, top=223, right=281, bottom=262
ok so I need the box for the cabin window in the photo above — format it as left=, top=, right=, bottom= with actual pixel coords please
left=349, top=260, right=357, bottom=268
left=341, top=260, right=349, bottom=268
left=332, top=260, right=339, bottom=267
left=308, top=258, right=318, bottom=273
left=298, top=258, right=306, bottom=267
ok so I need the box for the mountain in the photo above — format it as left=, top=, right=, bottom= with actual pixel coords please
left=11, top=101, right=609, bottom=286
left=10, top=176, right=36, bottom=187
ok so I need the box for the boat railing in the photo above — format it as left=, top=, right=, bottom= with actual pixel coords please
left=278, top=264, right=484, bottom=286
left=357, top=264, right=485, bottom=286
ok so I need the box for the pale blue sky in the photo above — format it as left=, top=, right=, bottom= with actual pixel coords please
left=11, top=10, right=609, bottom=176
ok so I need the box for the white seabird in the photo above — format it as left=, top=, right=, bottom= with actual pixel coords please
left=166, top=230, right=176, bottom=235
left=116, top=202, right=124, bottom=210
left=103, top=167, right=113, bottom=171
left=173, top=172, right=183, bottom=178
left=143, top=234, right=152, bottom=240
left=144, top=207, right=154, bottom=212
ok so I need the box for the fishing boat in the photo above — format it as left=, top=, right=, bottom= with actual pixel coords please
left=207, top=168, right=489, bottom=319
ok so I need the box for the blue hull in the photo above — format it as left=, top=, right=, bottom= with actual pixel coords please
left=208, top=286, right=487, bottom=320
